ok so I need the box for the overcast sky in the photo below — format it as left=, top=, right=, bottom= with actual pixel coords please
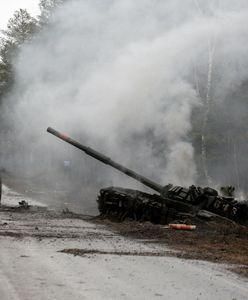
left=0, top=0, right=40, bottom=29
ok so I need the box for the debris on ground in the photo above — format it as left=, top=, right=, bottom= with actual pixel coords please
left=18, top=200, right=30, bottom=209
left=169, top=224, right=196, bottom=230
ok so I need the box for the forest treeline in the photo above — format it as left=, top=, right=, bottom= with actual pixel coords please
left=0, top=0, right=64, bottom=101
left=0, top=0, right=248, bottom=192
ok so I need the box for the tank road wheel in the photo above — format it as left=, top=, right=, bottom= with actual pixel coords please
left=132, top=212, right=137, bottom=221
left=120, top=210, right=129, bottom=221
left=166, top=208, right=177, bottom=223
left=97, top=187, right=185, bottom=224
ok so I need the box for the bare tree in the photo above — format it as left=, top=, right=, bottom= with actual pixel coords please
left=193, top=0, right=221, bottom=185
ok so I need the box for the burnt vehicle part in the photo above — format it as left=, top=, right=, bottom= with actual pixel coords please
left=47, top=127, right=248, bottom=225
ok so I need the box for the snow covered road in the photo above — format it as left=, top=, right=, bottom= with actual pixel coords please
left=0, top=185, right=247, bottom=300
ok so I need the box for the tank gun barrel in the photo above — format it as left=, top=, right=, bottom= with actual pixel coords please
left=47, top=127, right=163, bottom=193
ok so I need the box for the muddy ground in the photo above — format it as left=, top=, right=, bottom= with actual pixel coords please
left=1, top=178, right=248, bottom=278
left=1, top=202, right=247, bottom=278
left=93, top=216, right=248, bottom=277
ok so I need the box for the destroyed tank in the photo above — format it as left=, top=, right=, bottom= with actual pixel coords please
left=47, top=127, right=248, bottom=225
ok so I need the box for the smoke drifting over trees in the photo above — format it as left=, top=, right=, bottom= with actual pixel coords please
left=1, top=0, right=248, bottom=198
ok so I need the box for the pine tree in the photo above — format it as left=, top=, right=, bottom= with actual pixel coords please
left=39, top=0, right=65, bottom=26
left=0, top=9, right=38, bottom=98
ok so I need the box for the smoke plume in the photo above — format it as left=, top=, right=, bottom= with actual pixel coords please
left=2, top=0, right=248, bottom=206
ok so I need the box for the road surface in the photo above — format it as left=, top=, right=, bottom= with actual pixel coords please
left=0, top=185, right=247, bottom=300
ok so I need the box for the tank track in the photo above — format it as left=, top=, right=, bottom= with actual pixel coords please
left=97, top=187, right=190, bottom=224
left=97, top=186, right=248, bottom=225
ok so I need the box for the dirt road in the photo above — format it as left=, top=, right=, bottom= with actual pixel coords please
left=0, top=185, right=247, bottom=300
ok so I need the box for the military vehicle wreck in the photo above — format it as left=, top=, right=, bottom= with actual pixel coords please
left=47, top=127, right=248, bottom=225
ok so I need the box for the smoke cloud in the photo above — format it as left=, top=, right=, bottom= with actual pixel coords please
left=2, top=0, right=248, bottom=206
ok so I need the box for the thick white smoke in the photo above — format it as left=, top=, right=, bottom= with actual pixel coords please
left=3, top=0, right=248, bottom=192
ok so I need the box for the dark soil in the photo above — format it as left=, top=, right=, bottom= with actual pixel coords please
left=93, top=216, right=248, bottom=277
left=60, top=248, right=169, bottom=257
